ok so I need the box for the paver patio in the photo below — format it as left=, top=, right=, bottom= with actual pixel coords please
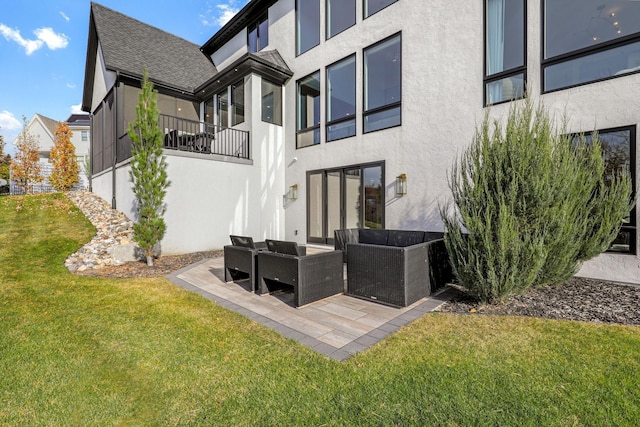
left=168, top=248, right=455, bottom=361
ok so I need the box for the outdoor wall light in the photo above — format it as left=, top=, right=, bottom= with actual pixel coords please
left=396, top=173, right=407, bottom=196
left=289, top=184, right=298, bottom=200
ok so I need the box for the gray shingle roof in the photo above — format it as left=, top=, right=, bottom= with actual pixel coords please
left=35, top=114, right=59, bottom=137
left=91, top=2, right=216, bottom=92
left=252, top=50, right=292, bottom=75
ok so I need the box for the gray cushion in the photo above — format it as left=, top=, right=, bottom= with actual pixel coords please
left=387, top=230, right=425, bottom=247
left=265, top=239, right=305, bottom=256
left=358, top=229, right=388, bottom=245
left=230, top=235, right=256, bottom=249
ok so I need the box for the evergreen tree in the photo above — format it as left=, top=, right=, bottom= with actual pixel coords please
left=128, top=69, right=170, bottom=266
left=441, top=100, right=633, bottom=303
left=11, top=116, right=43, bottom=194
left=49, top=121, right=80, bottom=191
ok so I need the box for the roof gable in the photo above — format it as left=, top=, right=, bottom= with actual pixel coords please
left=84, top=2, right=216, bottom=109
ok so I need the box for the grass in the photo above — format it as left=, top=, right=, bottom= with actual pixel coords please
left=1, top=193, right=639, bottom=426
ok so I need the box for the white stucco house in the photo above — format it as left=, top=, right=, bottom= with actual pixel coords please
left=12, top=113, right=91, bottom=191
left=82, top=0, right=639, bottom=284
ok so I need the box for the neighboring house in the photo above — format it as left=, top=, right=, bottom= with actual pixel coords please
left=12, top=113, right=91, bottom=191
left=82, top=1, right=639, bottom=284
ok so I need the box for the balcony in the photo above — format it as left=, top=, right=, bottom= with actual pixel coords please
left=159, top=114, right=250, bottom=160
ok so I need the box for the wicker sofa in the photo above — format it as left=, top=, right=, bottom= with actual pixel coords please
left=334, top=229, right=452, bottom=307
left=257, top=239, right=343, bottom=307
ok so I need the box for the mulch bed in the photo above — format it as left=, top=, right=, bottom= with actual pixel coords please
left=75, top=250, right=223, bottom=278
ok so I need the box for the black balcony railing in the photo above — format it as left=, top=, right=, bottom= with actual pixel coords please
left=159, top=114, right=250, bottom=160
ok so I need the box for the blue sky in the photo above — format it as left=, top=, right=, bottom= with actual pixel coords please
left=0, top=0, right=249, bottom=154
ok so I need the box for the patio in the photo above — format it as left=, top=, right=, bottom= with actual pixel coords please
left=167, top=246, right=455, bottom=361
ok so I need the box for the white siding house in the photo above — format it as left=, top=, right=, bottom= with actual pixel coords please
left=82, top=1, right=639, bottom=284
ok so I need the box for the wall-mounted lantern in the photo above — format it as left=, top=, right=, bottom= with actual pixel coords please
left=396, top=173, right=407, bottom=196
left=283, top=184, right=298, bottom=205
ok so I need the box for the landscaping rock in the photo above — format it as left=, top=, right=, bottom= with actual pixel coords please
left=64, top=190, right=139, bottom=272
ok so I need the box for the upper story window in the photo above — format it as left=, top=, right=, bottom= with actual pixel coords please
left=248, top=14, right=268, bottom=53
left=296, top=0, right=320, bottom=55
left=571, top=126, right=636, bottom=254
left=297, top=71, right=321, bottom=148
left=543, top=0, right=640, bottom=92
left=204, top=99, right=214, bottom=125
left=217, top=89, right=228, bottom=128
left=81, top=130, right=88, bottom=141
left=326, top=55, right=356, bottom=141
left=484, top=0, right=526, bottom=106
left=261, top=79, right=282, bottom=126
left=231, top=80, right=245, bottom=126
left=364, top=33, right=401, bottom=133
left=327, top=0, right=355, bottom=39
left=364, top=0, right=398, bottom=18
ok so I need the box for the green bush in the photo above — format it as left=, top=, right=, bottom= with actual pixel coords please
left=441, top=100, right=633, bottom=303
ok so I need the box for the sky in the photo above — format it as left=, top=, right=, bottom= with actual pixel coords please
left=0, top=0, right=250, bottom=155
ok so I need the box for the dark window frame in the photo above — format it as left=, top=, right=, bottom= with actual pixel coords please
left=326, top=53, right=357, bottom=142
left=231, top=79, right=245, bottom=126
left=541, top=1, right=640, bottom=93
left=363, top=32, right=402, bottom=134
left=326, top=0, right=356, bottom=40
left=248, top=13, right=269, bottom=53
left=295, top=0, right=321, bottom=56
left=261, top=79, right=283, bottom=126
left=363, top=0, right=398, bottom=19
left=483, top=0, right=527, bottom=106
left=571, top=125, right=637, bottom=255
left=296, top=70, right=322, bottom=149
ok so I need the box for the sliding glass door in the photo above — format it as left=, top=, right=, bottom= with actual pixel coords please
left=307, top=162, right=384, bottom=244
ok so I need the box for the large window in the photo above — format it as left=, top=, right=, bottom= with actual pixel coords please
left=296, top=0, right=320, bottom=55
left=204, top=99, right=214, bottom=125
left=543, top=0, right=640, bottom=92
left=327, top=0, right=355, bottom=39
left=364, top=0, right=397, bottom=18
left=364, top=33, right=401, bottom=133
left=217, top=89, right=228, bottom=128
left=261, top=79, right=282, bottom=126
left=297, top=71, right=321, bottom=148
left=248, top=14, right=268, bottom=53
left=308, top=162, right=384, bottom=244
left=572, top=126, right=636, bottom=254
left=484, top=0, right=526, bottom=105
left=327, top=55, right=356, bottom=141
left=231, top=80, right=244, bottom=126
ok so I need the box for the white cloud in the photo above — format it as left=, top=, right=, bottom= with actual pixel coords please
left=33, top=27, right=69, bottom=50
left=70, top=104, right=83, bottom=114
left=0, top=110, right=21, bottom=131
left=66, top=83, right=76, bottom=89
left=200, top=1, right=246, bottom=27
left=60, top=11, right=70, bottom=22
left=0, top=24, right=69, bottom=55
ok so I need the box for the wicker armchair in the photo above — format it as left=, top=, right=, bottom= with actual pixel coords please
left=223, top=235, right=268, bottom=292
left=335, top=229, right=452, bottom=307
left=257, top=239, right=343, bottom=307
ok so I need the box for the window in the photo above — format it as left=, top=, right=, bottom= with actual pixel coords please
left=543, top=0, right=640, bottom=92
left=81, top=130, right=88, bottom=142
left=364, top=33, right=401, bottom=133
left=248, top=14, right=268, bottom=53
left=297, top=71, right=321, bottom=148
left=296, top=0, right=320, bottom=55
left=572, top=126, right=637, bottom=254
left=217, top=89, right=228, bottom=128
left=327, top=55, right=356, bottom=141
left=231, top=80, right=244, bottom=126
left=484, top=0, right=526, bottom=105
left=327, top=0, right=355, bottom=39
left=204, top=98, right=214, bottom=125
left=261, top=80, right=282, bottom=125
left=364, top=0, right=397, bottom=18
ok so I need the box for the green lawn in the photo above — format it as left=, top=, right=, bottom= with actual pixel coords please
left=1, top=193, right=639, bottom=426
